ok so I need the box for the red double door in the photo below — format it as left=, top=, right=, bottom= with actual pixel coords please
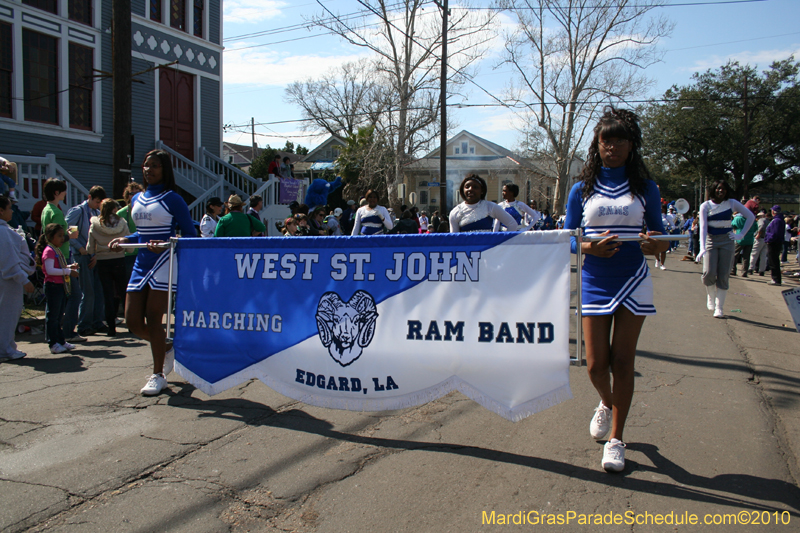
left=159, top=68, right=194, bottom=161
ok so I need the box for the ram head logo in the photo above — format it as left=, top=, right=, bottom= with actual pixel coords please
left=316, top=291, right=379, bottom=367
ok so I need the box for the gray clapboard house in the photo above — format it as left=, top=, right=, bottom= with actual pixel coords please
left=0, top=0, right=296, bottom=222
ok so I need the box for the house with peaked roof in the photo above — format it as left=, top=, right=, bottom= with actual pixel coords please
left=293, top=134, right=347, bottom=180
left=401, top=130, right=579, bottom=215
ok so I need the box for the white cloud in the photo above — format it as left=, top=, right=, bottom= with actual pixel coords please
left=224, top=46, right=372, bottom=86
left=685, top=46, right=800, bottom=73
left=224, top=0, right=288, bottom=24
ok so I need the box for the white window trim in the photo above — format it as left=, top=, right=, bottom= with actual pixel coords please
left=3, top=2, right=103, bottom=139
left=137, top=0, right=212, bottom=48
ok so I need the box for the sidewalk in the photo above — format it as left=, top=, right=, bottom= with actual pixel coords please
left=1, top=252, right=799, bottom=532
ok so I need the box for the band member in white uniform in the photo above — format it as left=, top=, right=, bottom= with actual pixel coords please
left=449, top=174, right=520, bottom=233
left=493, top=183, right=540, bottom=231
left=696, top=180, right=754, bottom=318
left=352, top=189, right=393, bottom=235
left=110, top=150, right=197, bottom=396
left=564, top=107, right=668, bottom=473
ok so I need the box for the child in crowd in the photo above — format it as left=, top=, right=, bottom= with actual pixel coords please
left=35, top=223, right=79, bottom=354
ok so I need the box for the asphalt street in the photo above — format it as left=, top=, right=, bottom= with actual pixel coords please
left=1, top=249, right=799, bottom=532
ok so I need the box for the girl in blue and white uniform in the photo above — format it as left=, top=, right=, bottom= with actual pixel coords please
left=696, top=180, right=753, bottom=318
left=110, top=149, right=196, bottom=396
left=564, top=107, right=668, bottom=473
left=493, top=183, right=540, bottom=231
left=351, top=189, right=393, bottom=235
left=449, top=174, right=519, bottom=233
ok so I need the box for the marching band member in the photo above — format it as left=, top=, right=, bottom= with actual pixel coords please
left=493, top=183, right=540, bottom=231
left=110, top=150, right=196, bottom=396
left=351, top=189, right=393, bottom=236
left=564, top=107, right=668, bottom=472
left=449, top=174, right=519, bottom=233
left=696, top=180, right=754, bottom=317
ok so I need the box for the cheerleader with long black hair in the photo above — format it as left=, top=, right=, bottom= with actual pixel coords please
left=564, top=107, right=668, bottom=472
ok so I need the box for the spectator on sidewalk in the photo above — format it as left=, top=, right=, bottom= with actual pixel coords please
left=40, top=179, right=80, bottom=343
left=66, top=186, right=107, bottom=337
left=765, top=205, right=785, bottom=286
left=247, top=195, right=264, bottom=236
left=750, top=209, right=769, bottom=276
left=199, top=197, right=224, bottom=238
left=215, top=195, right=266, bottom=237
left=324, top=207, right=344, bottom=236
left=730, top=208, right=756, bottom=277
left=0, top=194, right=36, bottom=361
left=87, top=199, right=130, bottom=337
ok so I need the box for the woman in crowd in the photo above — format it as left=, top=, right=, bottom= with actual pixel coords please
left=200, top=197, right=224, bottom=238
left=87, top=199, right=130, bottom=337
left=35, top=223, right=79, bottom=354
left=352, top=189, right=393, bottom=235
left=493, top=183, right=540, bottom=231
left=448, top=174, right=519, bottom=232
left=418, top=211, right=429, bottom=233
left=282, top=217, right=299, bottom=236
left=308, top=206, right=327, bottom=236
left=696, top=180, right=753, bottom=316
left=0, top=195, right=36, bottom=360
left=109, top=149, right=197, bottom=396
left=564, top=107, right=668, bottom=473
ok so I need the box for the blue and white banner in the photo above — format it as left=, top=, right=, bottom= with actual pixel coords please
left=173, top=230, right=573, bottom=421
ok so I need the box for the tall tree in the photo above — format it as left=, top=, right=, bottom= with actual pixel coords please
left=285, top=59, right=389, bottom=138
left=497, top=0, right=672, bottom=214
left=642, top=58, right=800, bottom=198
left=309, top=0, right=496, bottom=207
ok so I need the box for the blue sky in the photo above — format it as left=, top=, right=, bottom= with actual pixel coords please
left=220, top=0, right=800, bottom=154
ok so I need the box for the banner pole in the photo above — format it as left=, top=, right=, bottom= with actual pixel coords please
left=166, top=237, right=177, bottom=342
left=575, top=228, right=583, bottom=366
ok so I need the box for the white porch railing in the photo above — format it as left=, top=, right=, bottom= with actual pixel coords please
left=2, top=153, right=90, bottom=212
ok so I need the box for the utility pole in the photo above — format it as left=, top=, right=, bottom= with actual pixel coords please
left=436, top=0, right=449, bottom=214
left=112, top=0, right=132, bottom=199
left=251, top=117, right=257, bottom=156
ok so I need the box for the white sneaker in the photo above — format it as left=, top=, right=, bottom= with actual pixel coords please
left=63, top=342, right=76, bottom=351
left=140, top=373, right=168, bottom=396
left=50, top=343, right=68, bottom=354
left=654, top=260, right=661, bottom=269
left=602, top=439, right=626, bottom=472
left=65, top=334, right=87, bottom=343
left=659, top=264, right=666, bottom=270
left=590, top=401, right=612, bottom=440
left=2, top=350, right=26, bottom=361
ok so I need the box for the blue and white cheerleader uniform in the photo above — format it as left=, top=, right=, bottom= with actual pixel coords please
left=351, top=205, right=393, bottom=235
left=492, top=199, right=540, bottom=231
left=449, top=200, right=520, bottom=233
left=565, top=166, right=665, bottom=316
left=127, top=184, right=197, bottom=292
